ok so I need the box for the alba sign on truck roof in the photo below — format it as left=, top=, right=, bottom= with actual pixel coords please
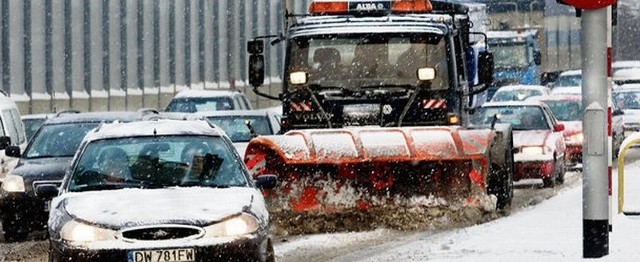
left=557, top=0, right=617, bottom=10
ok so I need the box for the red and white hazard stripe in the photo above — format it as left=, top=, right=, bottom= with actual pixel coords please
left=245, top=153, right=267, bottom=176
left=422, top=99, right=447, bottom=109
left=290, top=101, right=313, bottom=112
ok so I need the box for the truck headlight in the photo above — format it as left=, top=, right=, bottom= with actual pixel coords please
left=521, top=146, right=546, bottom=155
left=61, top=220, right=117, bottom=242
left=1, top=174, right=25, bottom=192
left=203, top=213, right=259, bottom=237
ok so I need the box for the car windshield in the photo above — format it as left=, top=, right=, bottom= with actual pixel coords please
left=207, top=115, right=272, bottom=142
left=165, top=97, right=235, bottom=113
left=287, top=32, right=449, bottom=90
left=554, top=74, right=581, bottom=87
left=614, top=91, right=640, bottom=110
left=22, top=118, right=47, bottom=141
left=471, top=105, right=549, bottom=131
left=492, top=43, right=528, bottom=69
left=24, top=123, right=100, bottom=159
left=491, top=89, right=543, bottom=102
left=68, top=136, right=248, bottom=192
left=542, top=100, right=582, bottom=121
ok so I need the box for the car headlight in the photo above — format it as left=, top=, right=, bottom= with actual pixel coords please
left=521, top=146, right=546, bottom=155
left=203, top=213, right=259, bottom=237
left=61, top=220, right=117, bottom=242
left=566, top=133, right=584, bottom=143
left=1, top=174, right=25, bottom=193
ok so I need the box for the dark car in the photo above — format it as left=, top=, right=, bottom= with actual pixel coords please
left=0, top=111, right=156, bottom=242
left=38, top=119, right=276, bottom=262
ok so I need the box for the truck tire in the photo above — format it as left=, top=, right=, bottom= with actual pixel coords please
left=488, top=124, right=514, bottom=210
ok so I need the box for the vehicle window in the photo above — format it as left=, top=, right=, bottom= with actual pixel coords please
left=0, top=116, right=5, bottom=137
left=234, top=96, right=245, bottom=110
left=2, top=110, right=19, bottom=145
left=472, top=105, right=549, bottom=131
left=10, top=109, right=26, bottom=144
left=22, top=118, right=47, bottom=141
left=289, top=32, right=449, bottom=90
left=68, top=136, right=248, bottom=192
left=24, top=123, right=100, bottom=158
left=207, top=116, right=273, bottom=142
left=554, top=74, right=581, bottom=87
left=492, top=43, right=528, bottom=69
left=614, top=91, right=640, bottom=110
left=492, top=89, right=543, bottom=102
left=543, top=100, right=582, bottom=121
left=165, top=97, right=235, bottom=112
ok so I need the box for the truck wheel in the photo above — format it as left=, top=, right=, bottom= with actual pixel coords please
left=488, top=127, right=514, bottom=210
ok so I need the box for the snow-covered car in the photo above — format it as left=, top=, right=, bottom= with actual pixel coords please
left=489, top=85, right=550, bottom=102
left=165, top=89, right=253, bottom=113
left=0, top=111, right=154, bottom=242
left=38, top=119, right=276, bottom=261
left=194, top=110, right=281, bottom=157
left=614, top=84, right=640, bottom=138
left=472, top=101, right=566, bottom=187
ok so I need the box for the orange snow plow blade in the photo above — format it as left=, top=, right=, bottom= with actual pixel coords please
left=245, top=126, right=496, bottom=212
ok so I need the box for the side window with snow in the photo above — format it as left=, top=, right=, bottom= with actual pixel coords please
left=1, top=110, right=18, bottom=145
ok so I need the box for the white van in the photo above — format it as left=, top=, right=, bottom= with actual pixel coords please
left=0, top=94, right=27, bottom=176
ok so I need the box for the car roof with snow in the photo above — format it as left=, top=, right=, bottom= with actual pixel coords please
left=613, top=60, right=640, bottom=69
left=42, top=111, right=156, bottom=125
left=192, top=109, right=279, bottom=118
left=173, top=89, right=245, bottom=98
left=0, top=93, right=19, bottom=111
left=527, top=94, right=581, bottom=102
left=83, top=119, right=222, bottom=143
left=614, top=68, right=640, bottom=82
left=551, top=86, right=581, bottom=95
left=21, top=113, right=54, bottom=120
left=493, top=85, right=548, bottom=92
left=559, top=69, right=581, bottom=76
left=481, top=100, right=547, bottom=108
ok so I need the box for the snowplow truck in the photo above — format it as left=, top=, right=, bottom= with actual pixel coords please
left=246, top=0, right=514, bottom=213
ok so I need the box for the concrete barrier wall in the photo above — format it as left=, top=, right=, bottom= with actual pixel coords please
left=0, top=0, right=290, bottom=115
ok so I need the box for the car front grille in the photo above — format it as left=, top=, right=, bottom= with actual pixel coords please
left=121, top=225, right=204, bottom=241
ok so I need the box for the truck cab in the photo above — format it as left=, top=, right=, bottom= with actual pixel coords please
left=486, top=30, right=542, bottom=99
left=249, top=0, right=494, bottom=132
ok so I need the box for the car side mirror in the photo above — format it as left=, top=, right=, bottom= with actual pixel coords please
left=613, top=109, right=624, bottom=116
left=255, top=174, right=277, bottom=190
left=554, top=123, right=565, bottom=132
left=249, top=54, right=265, bottom=88
left=0, top=136, right=11, bottom=150
left=534, top=50, right=542, bottom=65
left=35, top=184, right=59, bottom=199
left=5, top=146, right=21, bottom=158
left=478, top=51, right=494, bottom=87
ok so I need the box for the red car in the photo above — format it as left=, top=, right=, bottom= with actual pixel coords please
left=473, top=101, right=567, bottom=187
left=528, top=95, right=583, bottom=167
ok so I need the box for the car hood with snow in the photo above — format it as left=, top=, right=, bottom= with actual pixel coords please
left=53, top=187, right=268, bottom=228
left=513, top=130, right=554, bottom=148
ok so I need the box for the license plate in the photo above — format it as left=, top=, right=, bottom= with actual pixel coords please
left=128, top=248, right=195, bottom=262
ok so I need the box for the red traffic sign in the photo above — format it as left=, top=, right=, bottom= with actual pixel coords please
left=560, top=0, right=617, bottom=9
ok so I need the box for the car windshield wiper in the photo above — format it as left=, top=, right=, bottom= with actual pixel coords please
left=179, top=180, right=230, bottom=188
left=121, top=178, right=165, bottom=189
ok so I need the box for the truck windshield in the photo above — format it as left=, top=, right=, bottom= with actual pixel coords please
left=288, top=33, right=449, bottom=90
left=492, top=43, right=529, bottom=69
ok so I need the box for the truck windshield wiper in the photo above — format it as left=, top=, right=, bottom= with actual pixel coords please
left=359, top=84, right=414, bottom=89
